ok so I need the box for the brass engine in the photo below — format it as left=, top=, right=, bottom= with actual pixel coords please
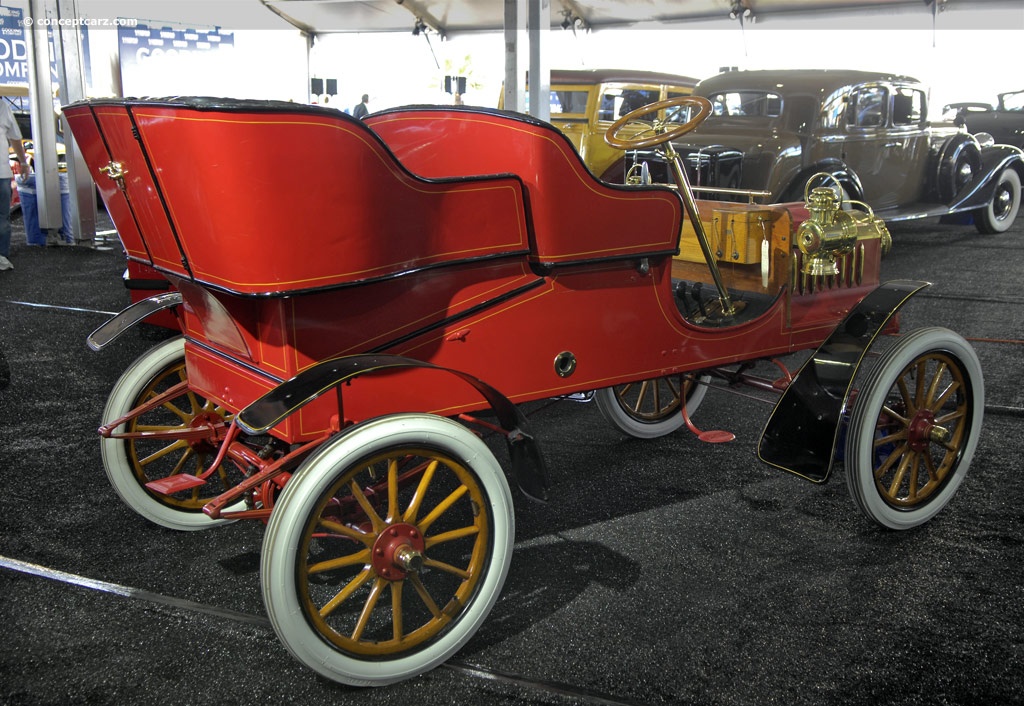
left=796, top=175, right=892, bottom=277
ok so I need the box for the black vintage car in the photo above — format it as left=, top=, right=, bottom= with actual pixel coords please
left=948, top=89, right=1024, bottom=150
left=617, top=70, right=1022, bottom=234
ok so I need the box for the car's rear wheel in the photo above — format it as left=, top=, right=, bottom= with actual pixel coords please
left=975, top=167, right=1021, bottom=234
left=261, top=413, right=513, bottom=686
left=596, top=374, right=710, bottom=439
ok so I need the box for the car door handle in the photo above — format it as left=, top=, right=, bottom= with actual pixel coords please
left=884, top=142, right=901, bottom=148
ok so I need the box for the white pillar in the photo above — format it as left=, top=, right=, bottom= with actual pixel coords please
left=503, top=0, right=526, bottom=113
left=527, top=0, right=550, bottom=122
left=55, top=0, right=96, bottom=245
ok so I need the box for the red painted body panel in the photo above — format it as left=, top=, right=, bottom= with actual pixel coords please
left=64, top=99, right=885, bottom=443
left=63, top=108, right=149, bottom=262
left=366, top=108, right=683, bottom=264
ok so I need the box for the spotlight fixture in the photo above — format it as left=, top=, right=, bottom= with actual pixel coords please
left=729, top=1, right=752, bottom=20
left=560, top=11, right=586, bottom=33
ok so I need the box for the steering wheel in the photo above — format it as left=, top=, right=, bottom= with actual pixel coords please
left=605, top=95, right=713, bottom=150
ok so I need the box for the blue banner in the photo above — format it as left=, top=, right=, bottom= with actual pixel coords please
left=118, top=23, right=234, bottom=72
left=0, top=5, right=30, bottom=85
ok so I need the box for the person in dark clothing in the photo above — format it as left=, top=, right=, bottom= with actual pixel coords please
left=352, top=94, right=369, bottom=120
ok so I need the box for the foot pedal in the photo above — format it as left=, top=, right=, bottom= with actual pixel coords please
left=146, top=474, right=207, bottom=495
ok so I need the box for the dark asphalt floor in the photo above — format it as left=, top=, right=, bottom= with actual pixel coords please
left=1, top=210, right=1022, bottom=706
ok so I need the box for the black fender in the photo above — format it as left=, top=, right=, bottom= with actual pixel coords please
left=946, top=146, right=1024, bottom=212
left=781, top=161, right=865, bottom=203
left=757, top=280, right=930, bottom=483
left=236, top=354, right=550, bottom=501
left=86, top=291, right=182, bottom=351
left=930, top=133, right=981, bottom=202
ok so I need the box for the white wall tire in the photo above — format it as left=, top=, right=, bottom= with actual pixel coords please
left=844, top=328, right=983, bottom=530
left=975, top=167, right=1021, bottom=234
left=261, top=413, right=514, bottom=686
left=595, top=374, right=710, bottom=439
left=100, top=337, right=243, bottom=530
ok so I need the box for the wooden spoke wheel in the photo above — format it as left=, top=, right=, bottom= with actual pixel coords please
left=845, top=328, right=984, bottom=529
left=261, top=414, right=513, bottom=686
left=100, top=337, right=245, bottom=530
left=595, top=374, right=711, bottom=439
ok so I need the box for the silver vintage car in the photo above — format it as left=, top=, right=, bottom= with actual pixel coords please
left=615, top=69, right=1022, bottom=233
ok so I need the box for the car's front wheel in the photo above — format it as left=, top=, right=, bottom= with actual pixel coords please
left=844, top=328, right=983, bottom=529
left=975, top=167, right=1021, bottom=234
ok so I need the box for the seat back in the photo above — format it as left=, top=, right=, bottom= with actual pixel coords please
left=64, top=99, right=530, bottom=296
left=367, top=106, right=683, bottom=266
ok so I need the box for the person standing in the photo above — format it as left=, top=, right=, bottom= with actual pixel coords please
left=352, top=94, right=369, bottom=120
left=0, top=100, right=28, bottom=271
left=17, top=167, right=73, bottom=246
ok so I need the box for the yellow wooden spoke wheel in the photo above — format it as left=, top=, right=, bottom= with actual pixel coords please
left=595, top=374, right=711, bottom=439
left=261, top=413, right=513, bottom=686
left=100, top=338, right=245, bottom=530
left=845, top=328, right=983, bottom=529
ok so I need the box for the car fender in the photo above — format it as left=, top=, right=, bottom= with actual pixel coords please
left=86, top=291, right=183, bottom=351
left=947, top=145, right=1024, bottom=212
left=757, top=280, right=930, bottom=483
left=236, top=354, right=550, bottom=501
left=781, top=161, right=865, bottom=203
left=929, top=133, right=981, bottom=202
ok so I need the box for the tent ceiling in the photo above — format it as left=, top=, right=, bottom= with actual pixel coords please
left=260, top=0, right=966, bottom=35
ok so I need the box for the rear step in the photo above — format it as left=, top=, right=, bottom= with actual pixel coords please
left=146, top=474, right=207, bottom=495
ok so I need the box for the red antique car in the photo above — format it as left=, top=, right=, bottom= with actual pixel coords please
left=64, top=95, right=983, bottom=687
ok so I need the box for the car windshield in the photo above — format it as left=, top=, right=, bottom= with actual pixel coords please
left=1000, top=91, right=1024, bottom=112
left=705, top=90, right=782, bottom=118
left=550, top=89, right=590, bottom=116
left=595, top=86, right=663, bottom=121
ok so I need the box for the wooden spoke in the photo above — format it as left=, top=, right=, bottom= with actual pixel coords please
left=350, top=480, right=385, bottom=534
left=307, top=548, right=371, bottom=575
left=185, top=389, right=203, bottom=416
left=402, top=459, right=438, bottom=524
left=924, top=361, right=949, bottom=407
left=873, top=442, right=907, bottom=481
left=320, top=567, right=373, bottom=618
left=896, top=377, right=915, bottom=416
left=873, top=428, right=908, bottom=447
left=138, top=439, right=190, bottom=467
left=351, top=577, right=386, bottom=641
left=157, top=399, right=193, bottom=424
left=417, top=485, right=469, bottom=533
left=318, top=518, right=375, bottom=546
left=409, top=572, right=442, bottom=619
left=423, top=557, right=470, bottom=580
left=880, top=404, right=909, bottom=425
left=386, top=458, right=399, bottom=523
left=931, top=381, right=961, bottom=413
left=886, top=453, right=913, bottom=496
left=424, top=525, right=480, bottom=549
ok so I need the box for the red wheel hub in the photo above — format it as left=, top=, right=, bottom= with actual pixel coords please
left=908, top=409, right=937, bottom=452
left=371, top=523, right=426, bottom=581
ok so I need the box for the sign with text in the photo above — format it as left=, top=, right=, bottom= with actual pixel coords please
left=117, top=24, right=234, bottom=97
left=0, top=6, right=31, bottom=85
